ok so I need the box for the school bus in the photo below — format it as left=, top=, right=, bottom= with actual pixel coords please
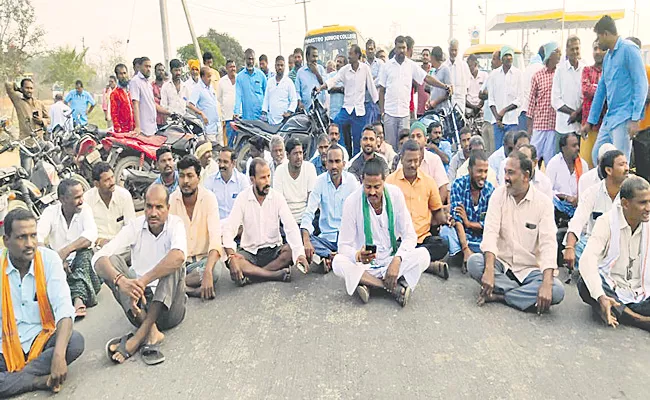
left=304, top=25, right=365, bottom=65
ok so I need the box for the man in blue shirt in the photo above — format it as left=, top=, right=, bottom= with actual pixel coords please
left=204, top=147, right=250, bottom=221
left=0, top=209, right=84, bottom=397
left=584, top=15, right=648, bottom=162
left=189, top=67, right=221, bottom=143
left=153, top=146, right=179, bottom=194
left=234, top=48, right=267, bottom=120
left=301, top=144, right=360, bottom=272
left=295, top=45, right=327, bottom=111
left=310, top=134, right=330, bottom=175
left=65, top=80, right=95, bottom=126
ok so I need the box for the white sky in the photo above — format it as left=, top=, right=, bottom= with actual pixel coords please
left=32, top=0, right=649, bottom=67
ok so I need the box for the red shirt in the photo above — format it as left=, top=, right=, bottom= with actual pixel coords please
left=110, top=87, right=134, bottom=133
left=152, top=81, right=165, bottom=126
left=581, top=65, right=604, bottom=129
left=528, top=67, right=556, bottom=131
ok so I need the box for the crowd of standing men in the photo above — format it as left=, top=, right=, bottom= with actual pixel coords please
left=1, top=14, right=650, bottom=397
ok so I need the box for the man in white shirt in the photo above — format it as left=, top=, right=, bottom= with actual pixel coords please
left=325, top=123, right=350, bottom=162
left=94, top=184, right=187, bottom=365
left=218, top=60, right=237, bottom=146
left=551, top=36, right=585, bottom=140
left=479, top=51, right=503, bottom=153
left=466, top=55, right=489, bottom=118
left=195, top=141, right=219, bottom=184
left=321, top=45, right=378, bottom=157
left=545, top=133, right=589, bottom=218
left=497, top=131, right=531, bottom=185
left=262, top=55, right=298, bottom=125
left=407, top=121, right=450, bottom=201
left=488, top=46, right=524, bottom=151
left=274, top=138, right=318, bottom=224
left=378, top=35, right=450, bottom=149
left=564, top=150, right=628, bottom=271
left=84, top=162, right=136, bottom=249
left=223, top=158, right=309, bottom=286
left=183, top=59, right=201, bottom=94
left=578, top=176, right=650, bottom=331
left=518, top=144, right=554, bottom=200
left=521, top=47, right=545, bottom=129
left=579, top=143, right=617, bottom=195
left=332, top=158, right=430, bottom=306
left=48, top=94, right=72, bottom=133
left=37, top=179, right=100, bottom=318
left=445, top=39, right=471, bottom=110
left=161, top=59, right=191, bottom=116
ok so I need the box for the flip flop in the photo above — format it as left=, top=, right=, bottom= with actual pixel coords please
left=430, top=261, right=449, bottom=280
left=75, top=305, right=87, bottom=320
left=282, top=268, right=292, bottom=283
left=141, top=343, right=166, bottom=366
left=105, top=333, right=135, bottom=364
left=356, top=285, right=370, bottom=304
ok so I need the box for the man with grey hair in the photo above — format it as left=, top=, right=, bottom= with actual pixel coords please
left=578, top=176, right=650, bottom=331
left=445, top=38, right=471, bottom=109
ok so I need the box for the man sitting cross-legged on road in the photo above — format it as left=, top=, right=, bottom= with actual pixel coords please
left=333, top=158, right=430, bottom=306
left=301, top=144, right=359, bottom=273
left=386, top=139, right=450, bottom=279
left=0, top=209, right=84, bottom=397
left=223, top=158, right=309, bottom=285
left=93, top=184, right=187, bottom=366
left=578, top=176, right=650, bottom=331
left=467, top=151, right=565, bottom=313
left=170, top=155, right=225, bottom=300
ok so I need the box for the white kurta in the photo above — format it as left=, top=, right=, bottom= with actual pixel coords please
left=332, top=184, right=429, bottom=295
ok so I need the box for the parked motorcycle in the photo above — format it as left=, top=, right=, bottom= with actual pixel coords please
left=53, top=123, right=108, bottom=184
left=419, top=97, right=465, bottom=149
left=0, top=160, right=52, bottom=234
left=230, top=89, right=329, bottom=172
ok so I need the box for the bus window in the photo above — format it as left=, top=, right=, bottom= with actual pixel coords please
left=304, top=29, right=359, bottom=65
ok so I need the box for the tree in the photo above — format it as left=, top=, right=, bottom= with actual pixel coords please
left=177, top=37, right=225, bottom=67
left=204, top=30, right=244, bottom=67
left=42, top=47, right=95, bottom=92
left=0, top=0, right=45, bottom=79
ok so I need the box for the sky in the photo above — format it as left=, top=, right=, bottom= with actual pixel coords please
left=31, top=0, right=649, bottom=69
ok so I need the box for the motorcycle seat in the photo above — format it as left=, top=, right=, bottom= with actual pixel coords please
left=242, top=119, right=283, bottom=134
left=125, top=168, right=158, bottom=180
left=133, top=134, right=167, bottom=147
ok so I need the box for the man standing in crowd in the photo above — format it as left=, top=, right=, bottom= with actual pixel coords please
left=468, top=151, right=565, bottom=312
left=545, top=132, right=588, bottom=218
left=94, top=184, right=187, bottom=365
left=528, top=42, right=560, bottom=165
left=218, top=60, right=237, bottom=146
left=416, top=48, right=431, bottom=118
left=365, top=39, right=383, bottom=124
left=348, top=126, right=390, bottom=182
left=321, top=45, right=378, bottom=157
left=302, top=144, right=360, bottom=272
left=445, top=39, right=471, bottom=110
left=387, top=140, right=450, bottom=278
left=262, top=56, right=298, bottom=125
left=205, top=146, right=250, bottom=222
left=188, top=67, right=221, bottom=143
left=466, top=55, right=488, bottom=119
left=584, top=15, right=648, bottom=162
left=110, top=64, right=134, bottom=133
left=580, top=40, right=606, bottom=168
left=102, top=75, right=116, bottom=126
left=333, top=158, right=430, bottom=306
left=161, top=59, right=191, bottom=116
left=152, top=63, right=167, bottom=128
left=259, top=54, right=270, bottom=77
left=48, top=94, right=72, bottom=133
left=235, top=49, right=267, bottom=120
left=153, top=146, right=179, bottom=194
left=379, top=36, right=451, bottom=149
left=203, top=51, right=221, bottom=92
left=578, top=176, right=650, bottom=331
left=274, top=138, right=318, bottom=224
left=4, top=78, right=49, bottom=139
left=0, top=209, right=84, bottom=397
left=552, top=36, right=585, bottom=149
left=130, top=57, right=169, bottom=136
left=223, top=158, right=309, bottom=285
left=65, top=80, right=95, bottom=127
left=521, top=46, right=546, bottom=131
left=327, top=55, right=346, bottom=123
left=479, top=50, right=502, bottom=153
left=37, top=179, right=100, bottom=319
left=132, top=57, right=143, bottom=77
left=183, top=60, right=201, bottom=94
left=288, top=48, right=303, bottom=83
left=426, top=46, right=452, bottom=113
left=295, top=46, right=326, bottom=112
left=488, top=46, right=524, bottom=151
left=84, top=162, right=136, bottom=249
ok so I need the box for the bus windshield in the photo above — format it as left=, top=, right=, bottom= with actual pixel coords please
left=304, top=30, right=359, bottom=65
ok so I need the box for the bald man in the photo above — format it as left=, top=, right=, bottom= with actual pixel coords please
left=189, top=66, right=222, bottom=143
left=93, top=184, right=188, bottom=366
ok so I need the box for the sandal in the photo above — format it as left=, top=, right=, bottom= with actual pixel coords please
left=356, top=285, right=370, bottom=304
left=393, top=278, right=412, bottom=307
left=75, top=304, right=87, bottom=320
left=282, top=268, right=292, bottom=283
left=235, top=276, right=251, bottom=287
left=141, top=343, right=166, bottom=366
left=105, top=333, right=135, bottom=364
left=461, top=261, right=468, bottom=275
left=430, top=261, right=450, bottom=280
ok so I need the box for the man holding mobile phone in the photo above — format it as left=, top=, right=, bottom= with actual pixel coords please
left=333, top=158, right=430, bottom=307
left=4, top=78, right=49, bottom=139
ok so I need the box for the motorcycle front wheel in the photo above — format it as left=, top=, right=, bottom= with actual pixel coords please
left=235, top=142, right=251, bottom=174
left=114, top=156, right=151, bottom=211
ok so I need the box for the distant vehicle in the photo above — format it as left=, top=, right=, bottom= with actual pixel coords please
left=463, top=44, right=524, bottom=72
left=304, top=25, right=365, bottom=65
left=51, top=82, right=64, bottom=99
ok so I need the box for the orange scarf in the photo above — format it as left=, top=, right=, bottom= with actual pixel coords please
left=575, top=157, right=583, bottom=196
left=1, top=249, right=55, bottom=372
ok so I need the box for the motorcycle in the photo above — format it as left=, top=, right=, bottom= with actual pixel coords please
left=53, top=123, right=108, bottom=184
left=419, top=97, right=466, bottom=149
left=230, top=89, right=329, bottom=172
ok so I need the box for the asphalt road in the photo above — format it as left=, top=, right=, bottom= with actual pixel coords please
left=16, top=266, right=650, bottom=400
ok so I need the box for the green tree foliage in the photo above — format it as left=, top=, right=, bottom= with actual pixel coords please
left=204, top=30, right=244, bottom=67
left=0, top=0, right=45, bottom=78
left=42, top=47, right=95, bottom=92
left=177, top=37, right=225, bottom=68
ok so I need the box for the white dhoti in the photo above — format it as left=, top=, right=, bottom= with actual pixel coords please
left=332, top=248, right=430, bottom=296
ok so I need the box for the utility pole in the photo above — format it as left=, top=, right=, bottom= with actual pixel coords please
left=271, top=17, right=286, bottom=55
left=159, top=0, right=171, bottom=68
left=180, top=0, right=203, bottom=66
left=483, top=0, right=488, bottom=44
left=296, top=0, right=309, bottom=33
left=632, top=0, right=638, bottom=37
left=449, top=0, right=454, bottom=42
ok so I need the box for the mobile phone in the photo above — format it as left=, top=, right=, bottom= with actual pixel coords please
left=365, top=244, right=377, bottom=254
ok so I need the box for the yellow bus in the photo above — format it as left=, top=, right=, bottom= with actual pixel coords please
left=304, top=25, right=365, bottom=65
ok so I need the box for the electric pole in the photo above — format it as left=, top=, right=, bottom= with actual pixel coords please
left=295, top=0, right=309, bottom=33
left=159, top=0, right=171, bottom=68
left=272, top=17, right=286, bottom=55
left=180, top=0, right=203, bottom=66
left=449, top=0, right=454, bottom=42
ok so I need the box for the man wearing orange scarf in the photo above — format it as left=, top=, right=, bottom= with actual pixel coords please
left=0, top=209, right=84, bottom=397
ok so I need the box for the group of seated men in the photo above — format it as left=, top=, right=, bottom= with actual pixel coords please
left=2, top=115, right=649, bottom=396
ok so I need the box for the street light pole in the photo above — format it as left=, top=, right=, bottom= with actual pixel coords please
left=272, top=16, right=286, bottom=55
left=296, top=0, right=309, bottom=33
left=159, top=0, right=171, bottom=68
left=180, top=0, right=203, bottom=66
left=484, top=0, right=488, bottom=44
left=449, top=0, right=454, bottom=42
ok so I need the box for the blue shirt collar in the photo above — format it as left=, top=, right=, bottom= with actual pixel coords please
left=3, top=252, right=35, bottom=277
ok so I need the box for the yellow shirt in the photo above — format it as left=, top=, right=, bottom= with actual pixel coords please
left=639, top=65, right=650, bottom=131
left=386, top=168, right=442, bottom=243
left=169, top=186, right=223, bottom=260
left=210, top=68, right=222, bottom=119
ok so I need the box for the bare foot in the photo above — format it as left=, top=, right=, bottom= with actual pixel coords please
left=33, top=375, right=50, bottom=391
left=147, top=326, right=165, bottom=346
left=477, top=293, right=504, bottom=307
left=46, top=376, right=62, bottom=393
